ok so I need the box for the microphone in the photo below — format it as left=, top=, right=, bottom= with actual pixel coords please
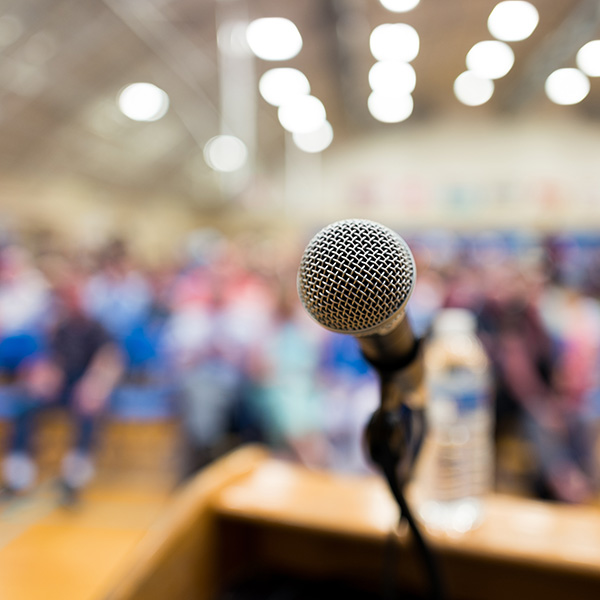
left=298, top=219, right=445, bottom=600
left=297, top=218, right=426, bottom=414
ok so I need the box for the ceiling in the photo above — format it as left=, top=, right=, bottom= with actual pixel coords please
left=0, top=0, right=599, bottom=210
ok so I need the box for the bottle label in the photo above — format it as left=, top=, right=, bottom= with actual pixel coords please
left=429, top=367, right=491, bottom=419
left=425, top=367, right=494, bottom=502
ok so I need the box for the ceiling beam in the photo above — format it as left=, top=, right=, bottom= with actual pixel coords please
left=328, top=0, right=373, bottom=129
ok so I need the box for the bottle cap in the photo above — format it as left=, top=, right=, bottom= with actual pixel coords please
left=432, top=308, right=477, bottom=335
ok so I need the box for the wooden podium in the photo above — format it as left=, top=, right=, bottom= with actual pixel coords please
left=105, top=445, right=600, bottom=600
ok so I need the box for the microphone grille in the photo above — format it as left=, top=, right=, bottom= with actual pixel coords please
left=297, top=219, right=416, bottom=335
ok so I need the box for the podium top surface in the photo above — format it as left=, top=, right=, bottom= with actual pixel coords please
left=214, top=454, right=600, bottom=578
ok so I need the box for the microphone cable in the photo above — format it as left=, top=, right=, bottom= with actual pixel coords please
left=370, top=417, right=445, bottom=600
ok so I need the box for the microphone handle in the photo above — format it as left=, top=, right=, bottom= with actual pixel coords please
left=358, top=316, right=426, bottom=412
left=358, top=312, right=416, bottom=365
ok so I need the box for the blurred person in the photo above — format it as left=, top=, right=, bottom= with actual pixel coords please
left=442, top=259, right=486, bottom=313
left=164, top=232, right=275, bottom=476
left=248, top=279, right=330, bottom=468
left=83, top=238, right=153, bottom=347
left=319, top=332, right=378, bottom=473
left=0, top=243, right=50, bottom=380
left=543, top=284, right=600, bottom=410
left=0, top=242, right=51, bottom=500
left=81, top=238, right=158, bottom=424
left=539, top=281, right=600, bottom=499
left=120, top=265, right=174, bottom=383
left=477, top=262, right=552, bottom=423
left=1, top=258, right=123, bottom=504
left=163, top=230, right=228, bottom=371
left=406, top=244, right=446, bottom=338
left=477, top=261, right=593, bottom=503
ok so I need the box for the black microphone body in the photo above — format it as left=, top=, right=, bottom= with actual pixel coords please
left=358, top=320, right=425, bottom=414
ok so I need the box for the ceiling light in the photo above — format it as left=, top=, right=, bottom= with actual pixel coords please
left=369, top=61, right=416, bottom=95
left=293, top=121, right=334, bottom=153
left=576, top=40, right=600, bottom=77
left=379, top=0, right=420, bottom=12
left=118, top=83, right=169, bottom=122
left=246, top=18, right=302, bottom=61
left=259, top=68, right=310, bottom=106
left=466, top=41, right=514, bottom=79
left=453, top=71, right=494, bottom=106
left=278, top=95, right=326, bottom=133
left=203, top=135, right=248, bottom=172
left=545, top=68, right=590, bottom=105
left=488, top=1, right=539, bottom=42
left=370, top=24, right=419, bottom=62
left=368, top=91, right=414, bottom=123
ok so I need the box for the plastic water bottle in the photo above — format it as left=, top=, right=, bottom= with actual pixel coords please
left=417, top=308, right=494, bottom=533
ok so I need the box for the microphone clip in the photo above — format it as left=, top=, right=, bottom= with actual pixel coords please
left=363, top=337, right=427, bottom=487
left=366, top=403, right=425, bottom=489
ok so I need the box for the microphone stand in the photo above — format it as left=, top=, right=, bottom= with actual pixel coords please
left=364, top=340, right=445, bottom=600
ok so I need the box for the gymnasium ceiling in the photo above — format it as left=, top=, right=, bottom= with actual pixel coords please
left=0, top=0, right=599, bottom=208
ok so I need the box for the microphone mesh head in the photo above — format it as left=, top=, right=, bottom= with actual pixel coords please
left=297, top=219, right=416, bottom=335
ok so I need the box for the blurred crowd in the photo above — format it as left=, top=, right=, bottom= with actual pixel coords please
left=408, top=231, right=600, bottom=504
left=0, top=227, right=378, bottom=505
left=0, top=226, right=600, bottom=505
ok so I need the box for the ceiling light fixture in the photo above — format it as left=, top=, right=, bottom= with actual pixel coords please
left=379, top=0, right=421, bottom=13
left=466, top=40, right=514, bottom=79
left=293, top=121, right=334, bottom=153
left=246, top=18, right=302, bottom=61
left=545, top=68, right=590, bottom=105
left=576, top=40, right=600, bottom=77
left=370, top=23, right=419, bottom=62
left=368, top=91, right=414, bottom=123
left=278, top=95, right=326, bottom=133
left=259, top=68, right=310, bottom=106
left=203, top=135, right=248, bottom=172
left=488, top=1, right=539, bottom=42
left=118, top=83, right=169, bottom=122
left=453, top=71, right=494, bottom=106
left=369, top=60, right=416, bottom=95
